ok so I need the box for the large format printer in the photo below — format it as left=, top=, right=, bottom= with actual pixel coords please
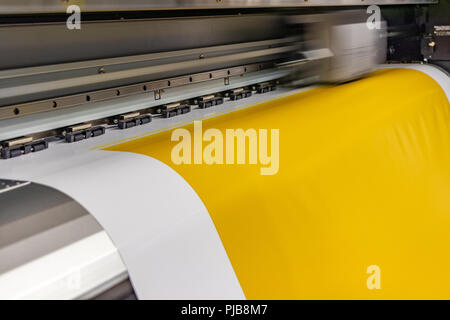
left=0, top=1, right=449, bottom=300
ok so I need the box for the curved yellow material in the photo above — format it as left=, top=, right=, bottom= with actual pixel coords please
left=106, top=69, right=450, bottom=299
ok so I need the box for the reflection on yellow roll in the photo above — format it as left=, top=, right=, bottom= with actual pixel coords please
left=106, top=69, right=450, bottom=299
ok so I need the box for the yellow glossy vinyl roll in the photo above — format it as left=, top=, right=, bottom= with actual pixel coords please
left=106, top=69, right=450, bottom=299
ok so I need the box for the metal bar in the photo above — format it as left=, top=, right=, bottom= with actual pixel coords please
left=0, top=44, right=298, bottom=100
left=0, top=36, right=301, bottom=81
left=0, top=62, right=274, bottom=121
left=0, top=39, right=299, bottom=106
left=0, top=67, right=290, bottom=142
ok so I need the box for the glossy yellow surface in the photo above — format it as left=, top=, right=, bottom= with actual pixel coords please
left=106, top=69, right=450, bottom=299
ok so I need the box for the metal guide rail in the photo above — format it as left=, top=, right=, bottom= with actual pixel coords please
left=0, top=78, right=279, bottom=160
left=0, top=33, right=302, bottom=114
left=0, top=62, right=274, bottom=122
